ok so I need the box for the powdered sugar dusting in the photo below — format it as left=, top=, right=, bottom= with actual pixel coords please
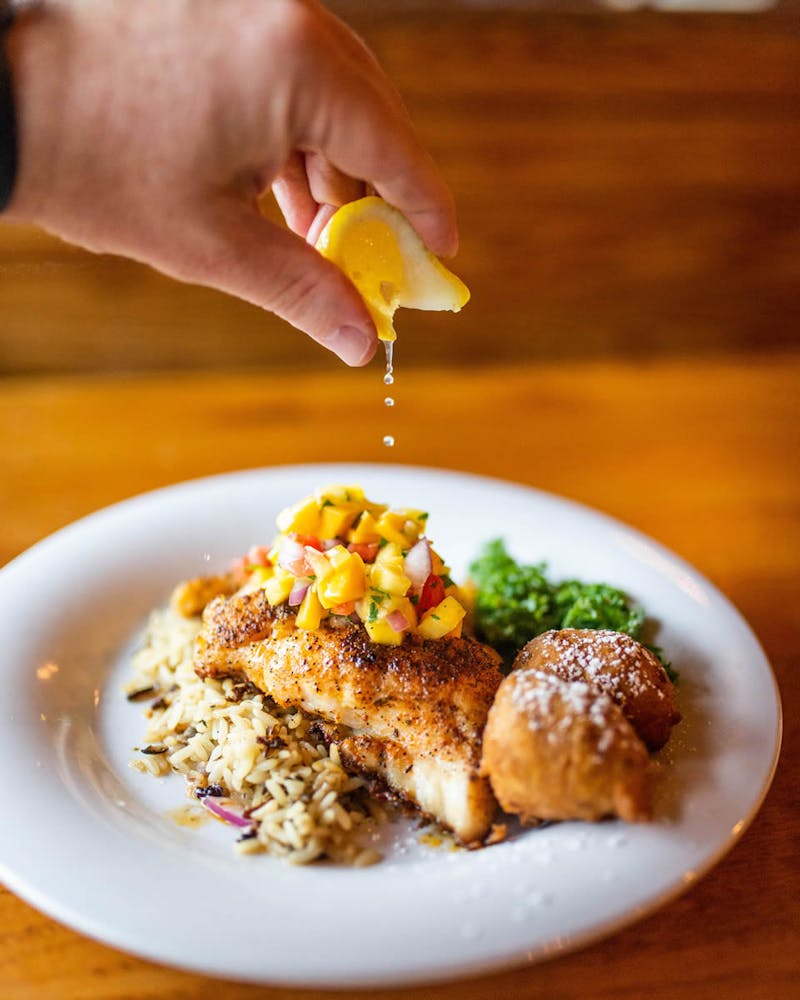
left=535, top=629, right=666, bottom=704
left=510, top=669, right=619, bottom=744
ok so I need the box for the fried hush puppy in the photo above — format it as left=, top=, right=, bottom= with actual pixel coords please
left=514, top=629, right=681, bottom=750
left=481, top=629, right=681, bottom=824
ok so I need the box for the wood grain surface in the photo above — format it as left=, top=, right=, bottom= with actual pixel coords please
left=1, top=6, right=799, bottom=373
left=1, top=352, right=798, bottom=999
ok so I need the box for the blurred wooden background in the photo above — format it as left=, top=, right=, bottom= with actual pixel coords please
left=1, top=3, right=798, bottom=374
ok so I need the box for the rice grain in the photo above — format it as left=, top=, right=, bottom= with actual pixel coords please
left=126, top=609, right=381, bottom=865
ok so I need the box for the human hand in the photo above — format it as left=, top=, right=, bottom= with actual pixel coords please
left=4, top=0, right=457, bottom=365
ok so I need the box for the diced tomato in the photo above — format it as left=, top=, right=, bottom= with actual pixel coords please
left=229, top=554, right=249, bottom=580
left=246, top=545, right=272, bottom=567
left=347, top=542, right=379, bottom=563
left=417, top=574, right=446, bottom=613
left=331, top=600, right=356, bottom=616
left=295, top=534, right=323, bottom=551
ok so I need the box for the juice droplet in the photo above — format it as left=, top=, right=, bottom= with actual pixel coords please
left=383, top=340, right=394, bottom=385
left=382, top=342, right=396, bottom=447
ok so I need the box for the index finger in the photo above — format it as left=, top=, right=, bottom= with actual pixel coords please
left=291, top=15, right=459, bottom=257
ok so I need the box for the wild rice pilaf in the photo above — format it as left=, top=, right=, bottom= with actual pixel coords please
left=126, top=609, right=384, bottom=865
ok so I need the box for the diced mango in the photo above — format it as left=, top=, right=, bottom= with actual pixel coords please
left=276, top=496, right=321, bottom=536
left=363, top=617, right=404, bottom=645
left=370, top=561, right=411, bottom=597
left=263, top=568, right=295, bottom=606
left=319, top=503, right=360, bottom=540
left=374, top=541, right=403, bottom=567
left=375, top=511, right=413, bottom=548
left=431, top=550, right=446, bottom=576
left=296, top=586, right=325, bottom=629
left=416, top=596, right=466, bottom=639
left=396, top=509, right=428, bottom=543
left=369, top=542, right=410, bottom=596
left=314, top=484, right=365, bottom=506
left=362, top=594, right=417, bottom=643
left=356, top=587, right=385, bottom=624
left=317, top=552, right=366, bottom=608
left=248, top=566, right=273, bottom=585
left=389, top=595, right=418, bottom=630
left=325, top=544, right=352, bottom=569
left=348, top=510, right=381, bottom=545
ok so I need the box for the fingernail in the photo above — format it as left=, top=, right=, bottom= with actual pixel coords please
left=327, top=325, right=376, bottom=366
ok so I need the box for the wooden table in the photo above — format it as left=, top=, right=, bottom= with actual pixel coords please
left=1, top=353, right=797, bottom=998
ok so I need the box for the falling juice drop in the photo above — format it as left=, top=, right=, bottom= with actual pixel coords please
left=383, top=340, right=394, bottom=385
left=382, top=341, right=396, bottom=447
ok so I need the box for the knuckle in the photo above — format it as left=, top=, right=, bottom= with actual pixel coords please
left=267, top=0, right=322, bottom=52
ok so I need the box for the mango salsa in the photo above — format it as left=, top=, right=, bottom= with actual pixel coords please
left=245, top=485, right=466, bottom=645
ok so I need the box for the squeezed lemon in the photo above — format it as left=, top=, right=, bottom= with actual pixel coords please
left=315, top=196, right=470, bottom=343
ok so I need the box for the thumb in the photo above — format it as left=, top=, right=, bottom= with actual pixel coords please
left=174, top=203, right=377, bottom=366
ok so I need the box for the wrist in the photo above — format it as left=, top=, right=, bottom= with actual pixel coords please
left=2, top=1, right=66, bottom=222
left=0, top=0, right=18, bottom=212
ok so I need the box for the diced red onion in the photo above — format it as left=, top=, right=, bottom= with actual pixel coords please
left=404, top=539, right=432, bottom=591
left=200, top=796, right=251, bottom=828
left=278, top=537, right=308, bottom=576
left=322, top=538, right=338, bottom=551
left=288, top=579, right=311, bottom=607
left=386, top=609, right=410, bottom=633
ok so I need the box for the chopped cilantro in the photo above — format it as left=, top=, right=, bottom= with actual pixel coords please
left=368, top=600, right=380, bottom=623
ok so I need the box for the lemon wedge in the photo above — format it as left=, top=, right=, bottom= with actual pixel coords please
left=315, top=196, right=469, bottom=342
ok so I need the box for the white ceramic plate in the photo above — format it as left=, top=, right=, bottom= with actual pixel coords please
left=0, top=465, right=781, bottom=988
